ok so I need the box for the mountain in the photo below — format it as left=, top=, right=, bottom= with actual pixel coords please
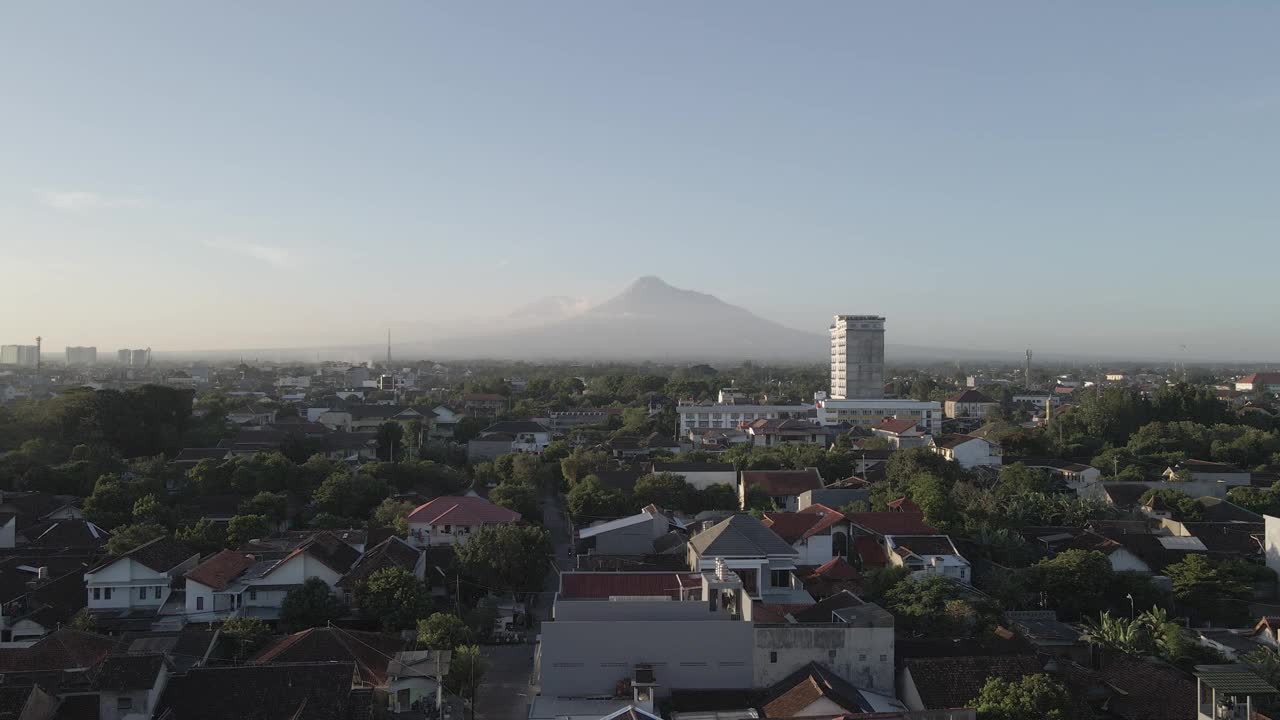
left=507, top=295, right=589, bottom=325
left=420, top=276, right=828, bottom=362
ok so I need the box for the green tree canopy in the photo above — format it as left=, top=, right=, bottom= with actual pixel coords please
left=226, top=514, right=273, bottom=547
left=973, top=674, right=1071, bottom=720
left=417, top=612, right=472, bottom=650
left=567, top=475, right=626, bottom=522
left=356, top=567, right=430, bottom=631
left=455, top=524, right=552, bottom=595
left=1028, top=549, right=1114, bottom=620
left=106, top=523, right=168, bottom=555
left=280, top=576, right=343, bottom=631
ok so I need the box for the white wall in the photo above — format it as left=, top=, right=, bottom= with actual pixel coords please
left=0, top=518, right=14, bottom=549
left=794, top=534, right=834, bottom=566
left=753, top=625, right=895, bottom=694
left=1266, top=516, right=1280, bottom=579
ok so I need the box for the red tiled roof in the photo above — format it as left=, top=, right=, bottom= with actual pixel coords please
left=406, top=496, right=521, bottom=525
left=946, top=389, right=995, bottom=404
left=185, top=550, right=256, bottom=591
left=847, top=512, right=938, bottom=536
left=559, top=572, right=700, bottom=600
left=854, top=536, right=887, bottom=568
left=762, top=513, right=823, bottom=545
left=0, top=629, right=115, bottom=672
left=741, top=469, right=823, bottom=497
left=254, top=627, right=405, bottom=686
left=812, top=556, right=860, bottom=581
left=752, top=603, right=813, bottom=623
left=872, top=418, right=920, bottom=435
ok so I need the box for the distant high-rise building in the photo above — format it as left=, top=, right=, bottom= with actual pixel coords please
left=830, top=315, right=885, bottom=399
left=130, top=348, right=150, bottom=367
left=0, top=344, right=41, bottom=367
left=65, top=346, right=97, bottom=365
left=117, top=349, right=132, bottom=364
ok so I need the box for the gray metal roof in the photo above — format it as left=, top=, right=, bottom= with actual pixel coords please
left=688, top=514, right=798, bottom=558
left=1194, top=664, right=1278, bottom=694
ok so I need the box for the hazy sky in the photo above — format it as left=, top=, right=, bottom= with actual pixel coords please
left=3, top=3, right=1278, bottom=359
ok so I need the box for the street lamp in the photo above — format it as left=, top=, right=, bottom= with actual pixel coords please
left=1126, top=592, right=1135, bottom=619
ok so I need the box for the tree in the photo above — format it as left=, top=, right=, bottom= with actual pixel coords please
left=455, top=524, right=552, bottom=595
left=696, top=483, right=740, bottom=512
left=68, top=607, right=97, bottom=632
left=372, top=498, right=416, bottom=535
left=239, top=491, right=288, bottom=523
left=464, top=597, right=500, bottom=643
left=221, top=616, right=271, bottom=660
left=1166, top=554, right=1249, bottom=620
left=280, top=577, right=343, bottom=631
left=174, top=518, right=228, bottom=555
left=560, top=448, right=608, bottom=487
left=633, top=472, right=694, bottom=513
left=131, top=493, right=171, bottom=527
left=312, top=471, right=390, bottom=519
left=1085, top=612, right=1150, bottom=655
left=973, top=674, right=1071, bottom=720
left=1028, top=549, right=1114, bottom=620
left=489, top=480, right=539, bottom=520
left=376, top=421, right=405, bottom=461
left=106, top=523, right=167, bottom=555
left=1243, top=647, right=1280, bottom=690
left=1139, top=488, right=1204, bottom=521
left=566, top=475, right=626, bottom=522
left=226, top=514, right=273, bottom=547
left=446, top=644, right=487, bottom=720
left=356, top=567, right=430, bottom=631
left=883, top=575, right=989, bottom=637
left=417, top=612, right=472, bottom=650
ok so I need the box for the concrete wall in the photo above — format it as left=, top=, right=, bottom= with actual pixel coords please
left=555, top=600, right=726, bottom=622
left=1266, top=515, right=1280, bottom=578
left=538, top=619, right=755, bottom=696
left=753, top=624, right=895, bottom=694
left=594, top=516, right=665, bottom=556
left=794, top=534, right=834, bottom=566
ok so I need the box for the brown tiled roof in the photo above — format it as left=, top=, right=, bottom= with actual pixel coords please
left=254, top=628, right=405, bottom=686
left=94, top=536, right=196, bottom=574
left=854, top=536, right=888, bottom=567
left=946, top=389, right=996, bottom=404
left=265, top=532, right=360, bottom=578
left=337, top=536, right=421, bottom=589
left=406, top=496, right=521, bottom=525
left=186, top=550, right=256, bottom=590
left=155, top=662, right=360, bottom=720
left=760, top=662, right=867, bottom=717
left=741, top=469, right=823, bottom=497
left=902, top=654, right=1044, bottom=709
left=872, top=418, right=920, bottom=435
left=0, top=629, right=115, bottom=672
left=890, top=535, right=960, bottom=557
left=92, top=653, right=167, bottom=690
left=1057, top=654, right=1197, bottom=720
left=933, top=433, right=984, bottom=450
left=811, top=556, right=860, bottom=581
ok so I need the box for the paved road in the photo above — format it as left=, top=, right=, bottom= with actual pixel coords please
left=473, top=493, right=571, bottom=720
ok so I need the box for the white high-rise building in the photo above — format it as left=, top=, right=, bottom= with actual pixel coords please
left=65, top=346, right=97, bottom=365
left=830, top=315, right=885, bottom=399
left=0, top=345, right=40, bottom=367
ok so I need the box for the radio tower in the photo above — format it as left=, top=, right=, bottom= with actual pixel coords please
left=35, top=336, right=42, bottom=374
left=1024, top=348, right=1032, bottom=388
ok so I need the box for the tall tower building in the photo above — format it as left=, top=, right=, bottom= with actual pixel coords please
left=830, top=315, right=885, bottom=399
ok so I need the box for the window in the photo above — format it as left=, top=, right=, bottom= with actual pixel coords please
left=249, top=589, right=257, bottom=600
left=858, top=653, right=867, bottom=661
left=770, top=570, right=790, bottom=588
left=196, top=596, right=204, bottom=610
left=769, top=652, right=777, bottom=664
left=443, top=525, right=452, bottom=534
left=828, top=650, right=837, bottom=660
left=103, top=588, right=112, bottom=600
left=117, top=697, right=133, bottom=711
left=155, top=586, right=163, bottom=597
left=880, top=654, right=888, bottom=662
left=93, top=588, right=101, bottom=600
left=139, top=587, right=148, bottom=600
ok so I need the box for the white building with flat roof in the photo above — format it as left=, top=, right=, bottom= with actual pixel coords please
left=817, top=398, right=942, bottom=435
left=830, top=315, right=885, bottom=400
left=677, top=402, right=812, bottom=436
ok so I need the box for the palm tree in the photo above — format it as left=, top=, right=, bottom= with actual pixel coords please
left=1085, top=611, right=1150, bottom=655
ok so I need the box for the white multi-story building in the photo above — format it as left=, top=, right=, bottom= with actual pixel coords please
left=830, top=315, right=885, bottom=400
left=816, top=398, right=943, bottom=436
left=677, top=403, right=812, bottom=436
left=65, top=346, right=97, bottom=365
left=0, top=345, right=40, bottom=367
left=84, top=538, right=200, bottom=613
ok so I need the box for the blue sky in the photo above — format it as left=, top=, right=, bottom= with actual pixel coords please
left=2, top=2, right=1278, bottom=359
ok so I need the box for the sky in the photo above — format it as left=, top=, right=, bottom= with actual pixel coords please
left=2, top=2, right=1278, bottom=360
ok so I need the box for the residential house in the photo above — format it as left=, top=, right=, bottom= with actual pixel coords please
left=799, top=556, right=863, bottom=599
left=797, top=488, right=871, bottom=512
left=845, top=512, right=938, bottom=572
left=1065, top=530, right=1154, bottom=573
left=1235, top=373, right=1280, bottom=394
left=153, top=662, right=373, bottom=720
left=752, top=591, right=896, bottom=693
left=1009, top=458, right=1102, bottom=494
left=677, top=402, right=813, bottom=436
left=762, top=505, right=849, bottom=564
left=428, top=404, right=463, bottom=441
left=462, top=393, right=506, bottom=417
left=84, top=538, right=200, bottom=616
left=1, top=565, right=88, bottom=642
left=1194, top=664, right=1278, bottom=720
left=686, top=515, right=810, bottom=602
left=545, top=408, right=623, bottom=435
left=869, top=418, right=929, bottom=449
left=578, top=506, right=678, bottom=556
left=317, top=405, right=433, bottom=434
left=944, top=390, right=999, bottom=420
left=740, top=468, right=825, bottom=512
left=0, top=627, right=116, bottom=674
left=898, top=654, right=1043, bottom=717
left=929, top=434, right=1001, bottom=469
left=336, top=536, right=426, bottom=608
left=757, top=660, right=905, bottom=718
left=466, top=431, right=515, bottom=461
left=183, top=533, right=361, bottom=622
left=650, top=462, right=737, bottom=492
left=884, top=535, right=971, bottom=583
left=405, top=496, right=521, bottom=548
left=1163, top=460, right=1251, bottom=486
left=743, top=418, right=825, bottom=448
left=477, top=420, right=551, bottom=453
left=171, top=447, right=234, bottom=471
left=93, top=653, right=171, bottom=720
left=226, top=402, right=277, bottom=427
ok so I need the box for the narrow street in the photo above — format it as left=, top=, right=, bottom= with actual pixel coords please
left=473, top=493, right=570, bottom=720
